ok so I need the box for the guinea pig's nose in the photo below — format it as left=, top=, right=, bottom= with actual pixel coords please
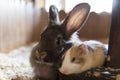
left=59, top=68, right=69, bottom=75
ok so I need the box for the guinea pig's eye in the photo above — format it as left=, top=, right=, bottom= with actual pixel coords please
left=71, top=57, right=76, bottom=62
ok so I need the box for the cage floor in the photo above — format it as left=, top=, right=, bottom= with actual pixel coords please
left=0, top=43, right=120, bottom=80
left=0, top=43, right=35, bottom=80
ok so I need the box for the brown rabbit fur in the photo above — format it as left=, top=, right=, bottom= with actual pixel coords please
left=30, top=3, right=90, bottom=80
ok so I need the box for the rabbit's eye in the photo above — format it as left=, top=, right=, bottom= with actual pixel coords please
left=56, top=37, right=61, bottom=45
left=56, top=35, right=64, bottom=46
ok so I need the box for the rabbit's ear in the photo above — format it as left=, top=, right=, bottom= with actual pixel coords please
left=62, top=3, right=90, bottom=36
left=49, top=5, right=60, bottom=26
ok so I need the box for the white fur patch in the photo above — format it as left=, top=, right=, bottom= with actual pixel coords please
left=67, top=32, right=82, bottom=45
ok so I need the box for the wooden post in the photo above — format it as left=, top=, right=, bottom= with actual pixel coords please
left=107, top=0, right=120, bottom=68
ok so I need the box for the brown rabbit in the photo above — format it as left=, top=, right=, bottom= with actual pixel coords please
left=30, top=3, right=90, bottom=80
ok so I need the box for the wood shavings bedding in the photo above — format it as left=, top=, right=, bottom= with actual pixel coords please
left=0, top=43, right=37, bottom=80
left=1, top=43, right=120, bottom=80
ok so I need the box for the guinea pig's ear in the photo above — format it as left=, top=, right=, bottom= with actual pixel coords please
left=79, top=44, right=86, bottom=49
left=62, top=3, right=90, bottom=36
left=79, top=44, right=88, bottom=54
left=49, top=5, right=60, bottom=26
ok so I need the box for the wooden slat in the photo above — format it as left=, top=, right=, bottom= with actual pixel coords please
left=0, top=0, right=48, bottom=53
left=107, top=0, right=120, bottom=68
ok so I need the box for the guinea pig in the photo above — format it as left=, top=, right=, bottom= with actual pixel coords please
left=59, top=40, right=108, bottom=75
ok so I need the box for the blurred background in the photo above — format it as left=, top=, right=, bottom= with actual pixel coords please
left=0, top=0, right=112, bottom=52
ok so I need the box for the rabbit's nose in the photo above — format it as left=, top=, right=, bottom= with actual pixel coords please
left=40, top=51, right=47, bottom=60
left=41, top=51, right=54, bottom=62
